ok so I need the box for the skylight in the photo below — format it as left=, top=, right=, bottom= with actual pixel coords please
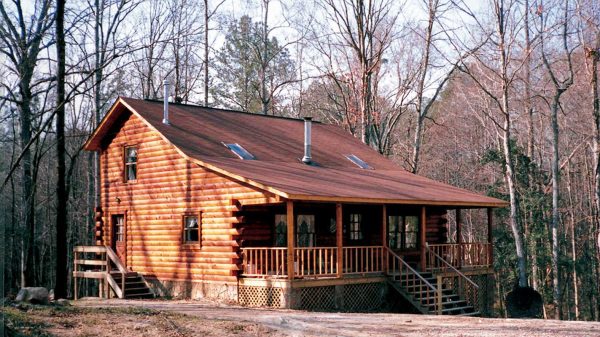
left=345, top=154, right=372, bottom=169
left=224, top=143, right=255, bottom=160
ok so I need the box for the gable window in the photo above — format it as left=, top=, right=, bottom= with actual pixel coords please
left=124, top=146, right=138, bottom=181
left=224, top=143, right=255, bottom=160
left=349, top=213, right=363, bottom=240
left=388, top=215, right=419, bottom=250
left=274, top=214, right=287, bottom=247
left=183, top=214, right=201, bottom=244
left=296, top=214, right=315, bottom=247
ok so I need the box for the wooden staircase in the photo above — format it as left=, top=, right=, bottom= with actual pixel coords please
left=73, top=246, right=154, bottom=300
left=385, top=248, right=479, bottom=316
left=110, top=272, right=154, bottom=299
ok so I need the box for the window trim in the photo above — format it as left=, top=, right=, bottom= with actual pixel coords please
left=182, top=212, right=202, bottom=247
left=123, top=145, right=138, bottom=183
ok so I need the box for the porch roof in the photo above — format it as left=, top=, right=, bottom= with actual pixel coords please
left=84, top=97, right=507, bottom=208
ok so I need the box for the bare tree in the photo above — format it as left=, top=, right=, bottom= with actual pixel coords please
left=539, top=0, right=575, bottom=319
left=319, top=0, right=398, bottom=145
left=455, top=0, right=529, bottom=287
left=0, top=0, right=54, bottom=287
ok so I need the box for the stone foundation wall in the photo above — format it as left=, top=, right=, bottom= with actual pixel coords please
left=144, top=278, right=238, bottom=303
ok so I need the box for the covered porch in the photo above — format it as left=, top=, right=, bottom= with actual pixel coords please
left=238, top=201, right=494, bottom=280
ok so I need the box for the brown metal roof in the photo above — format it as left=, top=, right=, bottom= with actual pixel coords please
left=85, top=97, right=507, bottom=207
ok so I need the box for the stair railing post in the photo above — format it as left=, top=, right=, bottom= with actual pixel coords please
left=437, top=275, right=443, bottom=315
left=73, top=251, right=78, bottom=300
left=105, top=250, right=111, bottom=299
left=121, top=271, right=125, bottom=299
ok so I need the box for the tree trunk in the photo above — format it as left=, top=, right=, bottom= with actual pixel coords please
left=204, top=0, right=209, bottom=106
left=550, top=93, right=562, bottom=319
left=54, top=0, right=68, bottom=299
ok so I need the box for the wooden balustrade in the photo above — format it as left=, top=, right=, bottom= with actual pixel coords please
left=73, top=245, right=128, bottom=299
left=426, top=243, right=491, bottom=271
left=241, top=247, right=288, bottom=278
left=342, top=246, right=384, bottom=274
left=240, top=246, right=384, bottom=279
left=294, top=247, right=338, bottom=277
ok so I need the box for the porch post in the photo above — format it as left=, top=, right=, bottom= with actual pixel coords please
left=382, top=204, right=387, bottom=274
left=420, top=206, right=427, bottom=271
left=287, top=201, right=295, bottom=280
left=456, top=208, right=462, bottom=269
left=336, top=203, right=343, bottom=278
left=487, top=207, right=494, bottom=268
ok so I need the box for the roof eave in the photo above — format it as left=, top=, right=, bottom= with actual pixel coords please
left=83, top=97, right=127, bottom=151
left=284, top=194, right=508, bottom=208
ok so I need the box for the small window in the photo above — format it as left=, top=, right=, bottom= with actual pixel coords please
left=274, top=214, right=287, bottom=247
left=124, top=146, right=138, bottom=181
left=224, top=143, right=255, bottom=160
left=183, top=215, right=200, bottom=244
left=349, top=213, right=363, bottom=240
left=345, top=154, right=372, bottom=169
left=296, top=214, right=316, bottom=247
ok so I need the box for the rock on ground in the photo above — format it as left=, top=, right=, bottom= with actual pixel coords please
left=15, top=287, right=49, bottom=304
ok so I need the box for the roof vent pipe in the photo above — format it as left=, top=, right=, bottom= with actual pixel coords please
left=302, top=117, right=312, bottom=164
left=162, top=79, right=170, bottom=125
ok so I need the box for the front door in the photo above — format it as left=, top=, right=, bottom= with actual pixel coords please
left=111, top=214, right=126, bottom=265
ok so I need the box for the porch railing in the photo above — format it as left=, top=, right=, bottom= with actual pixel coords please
left=240, top=247, right=288, bottom=278
left=343, top=246, right=384, bottom=274
left=426, top=243, right=491, bottom=271
left=294, top=247, right=337, bottom=277
left=240, top=246, right=384, bottom=279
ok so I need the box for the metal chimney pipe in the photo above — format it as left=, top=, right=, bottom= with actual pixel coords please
left=302, top=117, right=312, bottom=164
left=162, top=79, right=170, bottom=125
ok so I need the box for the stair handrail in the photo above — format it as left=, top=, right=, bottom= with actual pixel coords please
left=386, top=247, right=442, bottom=314
left=425, top=243, right=479, bottom=289
left=104, top=246, right=126, bottom=298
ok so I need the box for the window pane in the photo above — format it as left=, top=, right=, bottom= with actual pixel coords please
left=345, top=154, right=373, bottom=169
left=127, top=147, right=137, bottom=163
left=405, top=216, right=418, bottom=232
left=274, top=214, right=287, bottom=247
left=184, top=216, right=199, bottom=243
left=127, top=164, right=137, bottom=180
left=349, top=213, right=362, bottom=241
left=225, top=143, right=255, bottom=160
left=296, top=214, right=315, bottom=247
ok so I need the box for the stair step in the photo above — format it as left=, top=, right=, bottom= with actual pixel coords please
left=124, top=292, right=154, bottom=299
left=460, top=311, right=480, bottom=317
left=440, top=305, right=475, bottom=314
left=425, top=300, right=467, bottom=308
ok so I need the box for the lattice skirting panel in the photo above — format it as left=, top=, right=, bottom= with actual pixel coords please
left=298, top=286, right=336, bottom=311
left=342, top=282, right=386, bottom=312
left=238, top=285, right=284, bottom=308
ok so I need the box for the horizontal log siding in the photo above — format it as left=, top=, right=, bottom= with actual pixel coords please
left=425, top=209, right=448, bottom=244
left=100, top=112, right=276, bottom=284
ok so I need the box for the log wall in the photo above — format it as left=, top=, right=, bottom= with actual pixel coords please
left=99, top=111, right=278, bottom=285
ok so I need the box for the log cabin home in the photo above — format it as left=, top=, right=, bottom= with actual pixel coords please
left=74, top=85, right=507, bottom=316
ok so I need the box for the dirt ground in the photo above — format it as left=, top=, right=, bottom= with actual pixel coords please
left=4, top=298, right=600, bottom=337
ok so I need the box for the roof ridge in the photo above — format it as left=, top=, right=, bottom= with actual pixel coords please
left=138, top=97, right=321, bottom=123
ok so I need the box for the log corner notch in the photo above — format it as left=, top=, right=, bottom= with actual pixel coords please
left=94, top=206, right=104, bottom=246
